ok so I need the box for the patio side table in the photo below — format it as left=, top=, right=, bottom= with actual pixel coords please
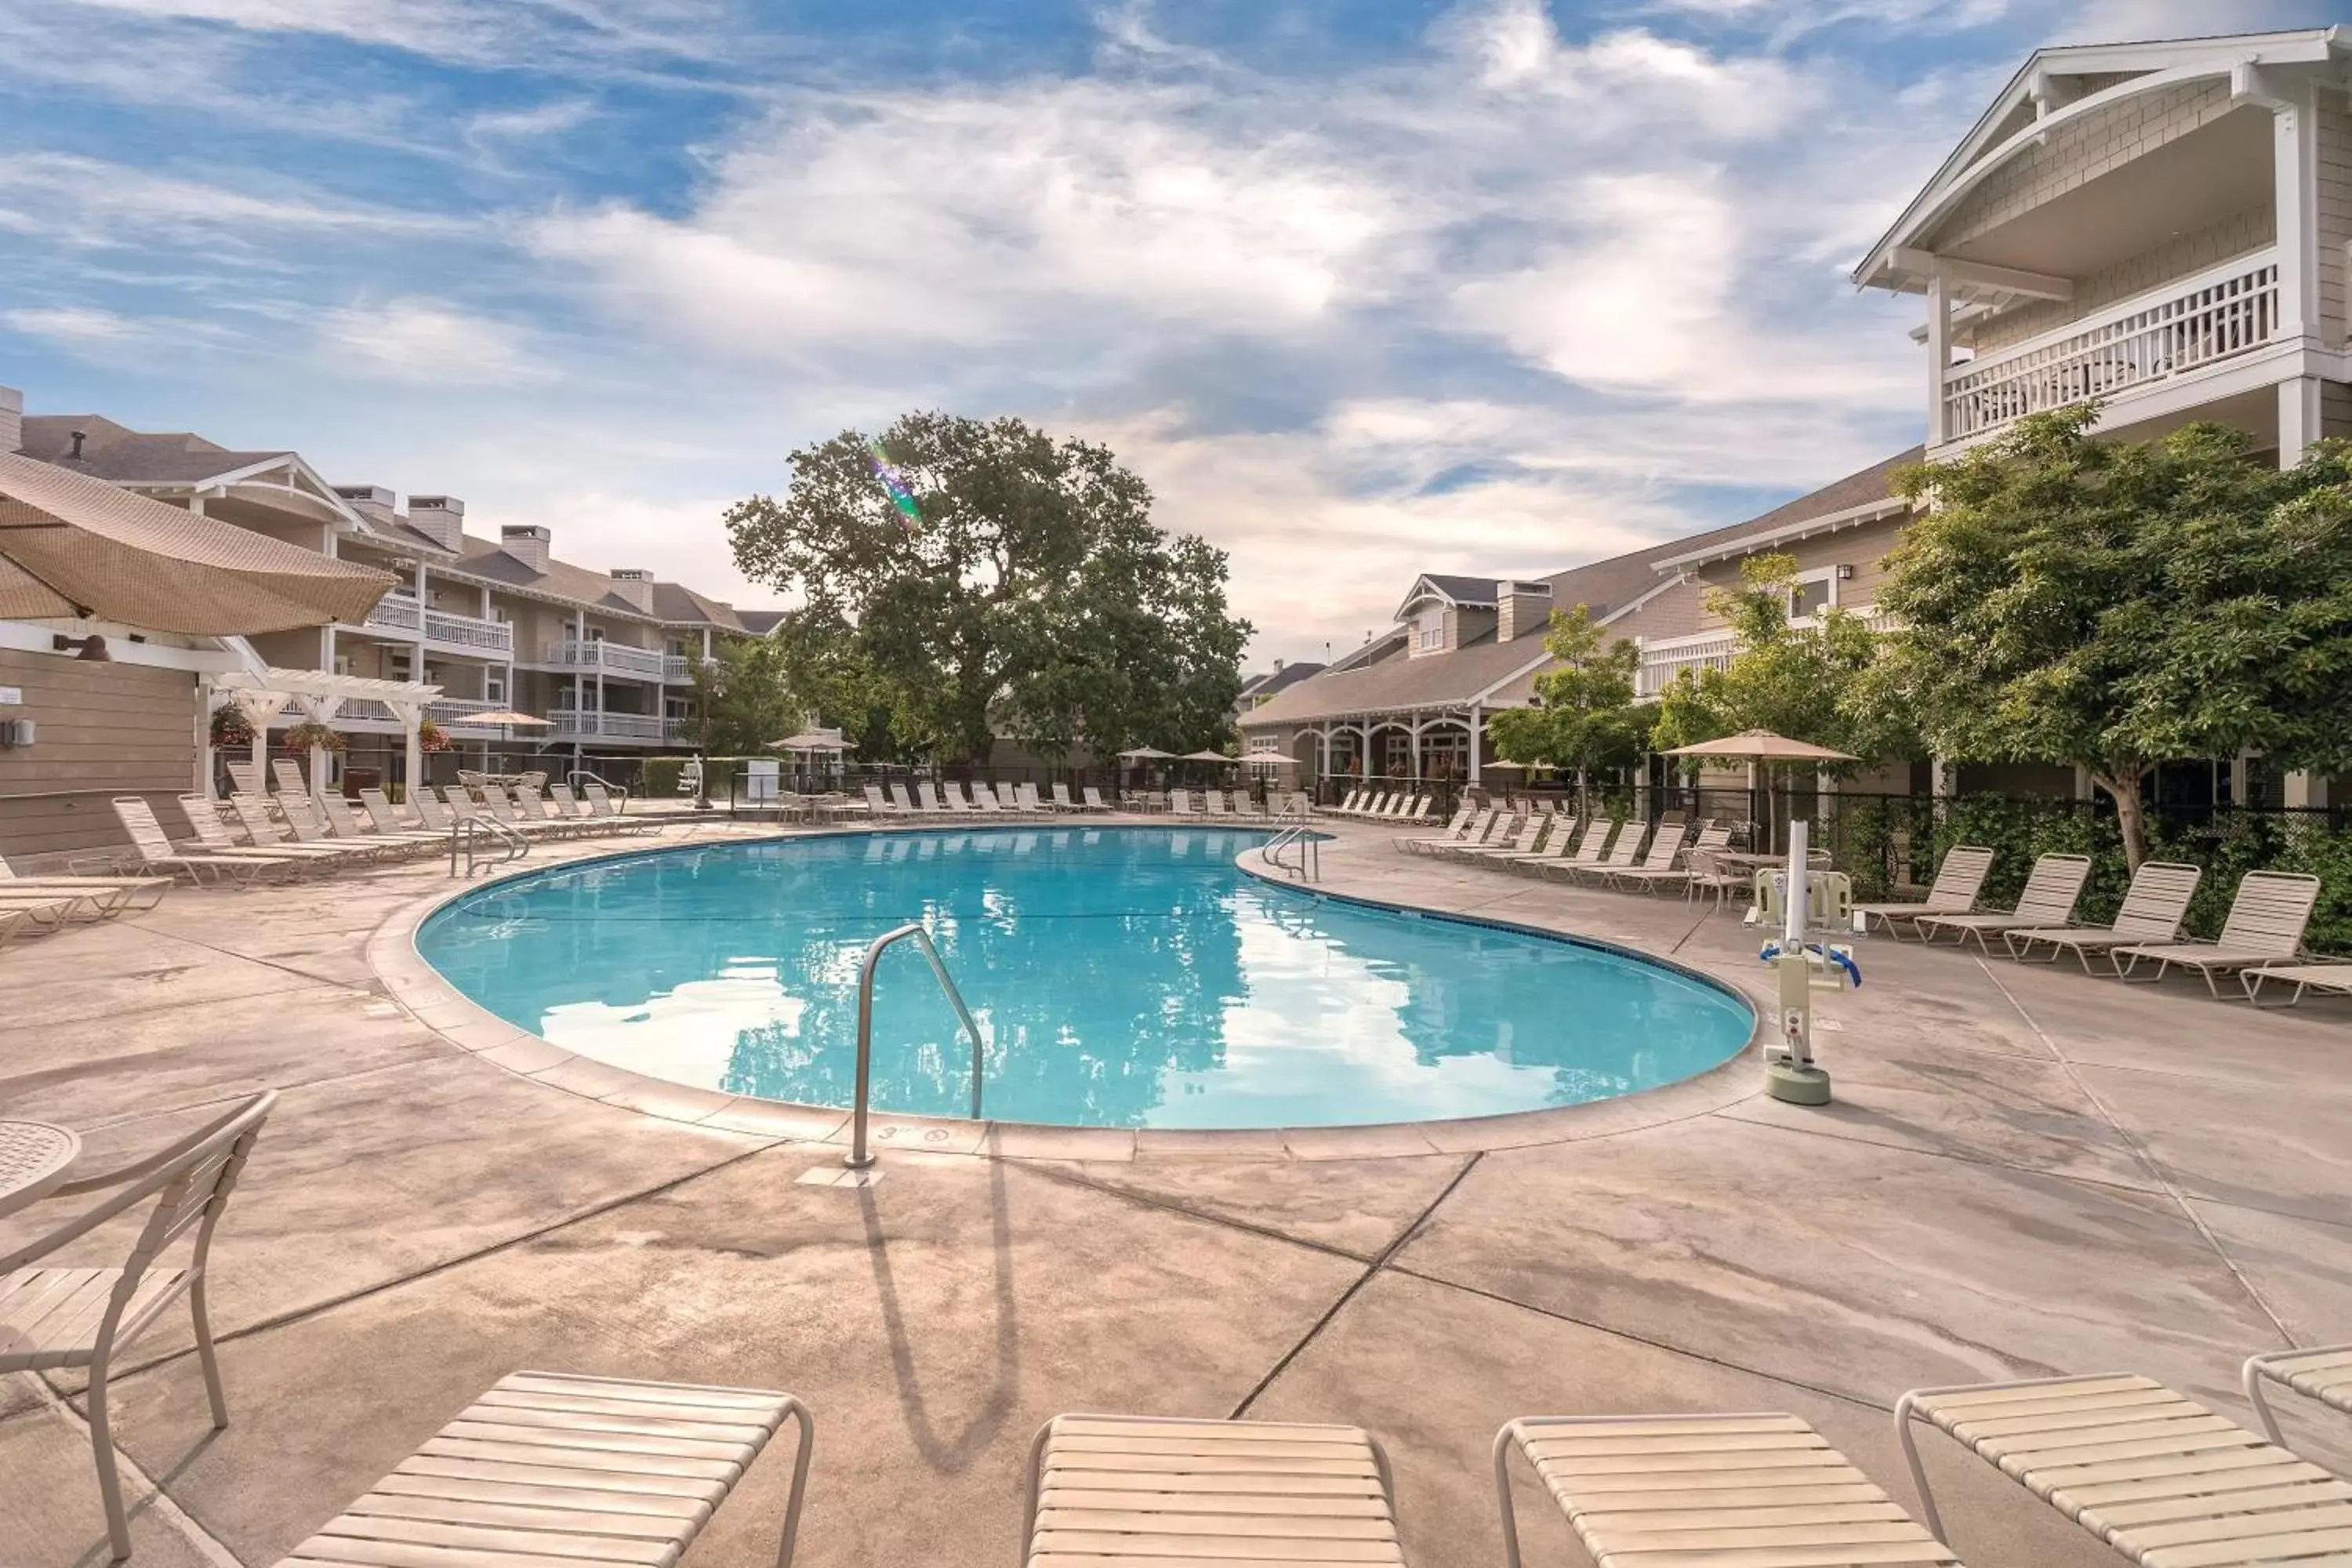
left=0, top=1119, right=81, bottom=1221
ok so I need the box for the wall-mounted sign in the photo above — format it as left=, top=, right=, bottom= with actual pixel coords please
left=0, top=687, right=21, bottom=705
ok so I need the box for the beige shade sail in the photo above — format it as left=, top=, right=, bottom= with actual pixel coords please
left=1661, top=728, right=1859, bottom=764
left=0, top=450, right=397, bottom=634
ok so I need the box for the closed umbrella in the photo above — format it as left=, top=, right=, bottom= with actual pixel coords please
left=0, top=450, right=397, bottom=633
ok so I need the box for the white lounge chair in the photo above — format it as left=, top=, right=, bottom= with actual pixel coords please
left=1168, top=788, right=1197, bottom=815
left=2114, top=869, right=2323, bottom=996
left=275, top=1370, right=812, bottom=1568
left=2245, top=1341, right=2352, bottom=1444
left=1530, top=819, right=1617, bottom=880
left=1203, top=789, right=1234, bottom=818
left=1611, top=822, right=1732, bottom=893
left=1327, top=786, right=1365, bottom=816
left=270, top=757, right=310, bottom=796
left=1025, top=1414, right=1402, bottom=1568
left=1398, top=804, right=1480, bottom=854
left=1492, top=815, right=1589, bottom=870
left=1082, top=785, right=1113, bottom=812
left=1914, top=852, right=2094, bottom=951
left=321, top=789, right=445, bottom=850
left=1051, top=782, right=1082, bottom=812
left=0, top=1093, right=275, bottom=1562
left=1497, top=1410, right=1960, bottom=1568
left=0, top=856, right=169, bottom=917
left=121, top=797, right=307, bottom=884
left=2005, top=861, right=2204, bottom=973
left=578, top=780, right=661, bottom=835
left=1558, top=819, right=1648, bottom=884
left=1853, top=845, right=1996, bottom=937
left=2240, top=961, right=2352, bottom=1007
left=925, top=780, right=964, bottom=817
left=1897, top=1370, right=2347, bottom=1567
left=1598, top=819, right=1692, bottom=890
left=1014, top=782, right=1051, bottom=814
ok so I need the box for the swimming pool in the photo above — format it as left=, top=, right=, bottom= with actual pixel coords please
left=416, top=827, right=1753, bottom=1129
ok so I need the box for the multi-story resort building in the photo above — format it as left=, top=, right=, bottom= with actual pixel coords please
left=0, top=387, right=766, bottom=854
left=1243, top=27, right=2352, bottom=813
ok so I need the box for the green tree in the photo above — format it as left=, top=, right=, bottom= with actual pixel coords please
left=1869, top=408, right=2352, bottom=869
left=725, top=412, right=1250, bottom=764
left=1484, top=604, right=1642, bottom=811
left=688, top=635, right=803, bottom=756
left=1645, top=553, right=1888, bottom=762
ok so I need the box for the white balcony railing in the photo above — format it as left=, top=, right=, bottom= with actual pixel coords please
left=423, top=608, right=513, bottom=654
left=335, top=697, right=517, bottom=730
left=357, top=595, right=514, bottom=655
left=548, top=708, right=670, bottom=741
left=542, top=640, right=670, bottom=680
left=1944, top=250, right=2281, bottom=443
left=1635, top=606, right=1896, bottom=699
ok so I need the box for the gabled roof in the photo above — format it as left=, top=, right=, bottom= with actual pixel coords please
left=648, top=580, right=746, bottom=632
left=22, top=414, right=295, bottom=486
left=736, top=608, right=789, bottom=636
left=1851, top=27, right=2344, bottom=290
left=1240, top=447, right=1922, bottom=729
left=1240, top=662, right=1325, bottom=702
left=1394, top=573, right=1502, bottom=619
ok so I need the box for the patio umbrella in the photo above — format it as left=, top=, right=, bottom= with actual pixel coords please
left=467, top=711, right=552, bottom=728
left=1661, top=730, right=1857, bottom=851
left=1181, top=750, right=1238, bottom=764
left=1116, top=746, right=1175, bottom=760
left=0, top=449, right=397, bottom=634
left=771, top=728, right=848, bottom=751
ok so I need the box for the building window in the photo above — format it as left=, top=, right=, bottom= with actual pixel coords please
left=1248, top=735, right=1280, bottom=755
left=1789, top=568, right=1837, bottom=621
left=1417, top=626, right=1444, bottom=651
left=485, top=673, right=506, bottom=703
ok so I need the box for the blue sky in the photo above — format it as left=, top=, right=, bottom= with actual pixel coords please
left=0, top=0, right=2337, bottom=662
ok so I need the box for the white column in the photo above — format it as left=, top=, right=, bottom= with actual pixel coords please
left=1924, top=264, right=1952, bottom=448
left=2281, top=378, right=2323, bottom=468
left=1467, top=705, right=1482, bottom=786
left=389, top=699, right=425, bottom=808
left=2073, top=764, right=2095, bottom=802
left=194, top=682, right=214, bottom=794
left=1407, top=714, right=1422, bottom=782
left=2285, top=771, right=2329, bottom=810
left=2274, top=77, right=2321, bottom=346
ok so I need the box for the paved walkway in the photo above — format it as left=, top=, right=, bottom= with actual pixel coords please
left=2, top=817, right=2347, bottom=1566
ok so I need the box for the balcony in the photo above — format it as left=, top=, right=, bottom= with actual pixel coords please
left=1943, top=251, right=2281, bottom=444
left=540, top=640, right=670, bottom=681
left=336, top=697, right=523, bottom=731
left=358, top=596, right=514, bottom=656
left=547, top=708, right=685, bottom=743
left=1635, top=607, right=1896, bottom=699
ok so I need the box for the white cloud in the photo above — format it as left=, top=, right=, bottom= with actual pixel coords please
left=56, top=0, right=744, bottom=73
left=315, top=299, right=550, bottom=386
left=2, top=303, right=245, bottom=363
left=0, top=153, right=469, bottom=251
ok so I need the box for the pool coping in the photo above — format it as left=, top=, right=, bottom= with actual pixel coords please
left=366, top=820, right=1769, bottom=1164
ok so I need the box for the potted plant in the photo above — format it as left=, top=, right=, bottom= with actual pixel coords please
left=281, top=719, right=346, bottom=754
left=417, top=718, right=453, bottom=754
left=209, top=702, right=256, bottom=750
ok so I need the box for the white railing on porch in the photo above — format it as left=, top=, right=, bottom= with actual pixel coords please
left=1944, top=249, right=2281, bottom=442
left=548, top=708, right=669, bottom=741
left=362, top=597, right=420, bottom=633
left=423, top=608, right=513, bottom=654
left=335, top=697, right=517, bottom=730
left=1635, top=606, right=1896, bottom=699
left=543, top=640, right=670, bottom=680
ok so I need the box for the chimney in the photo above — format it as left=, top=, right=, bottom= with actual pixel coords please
left=1496, top=579, right=1554, bottom=642
left=501, top=524, right=550, bottom=573
left=407, top=495, right=466, bottom=551
left=608, top=568, right=655, bottom=614
left=0, top=386, right=20, bottom=454
left=334, top=484, right=398, bottom=528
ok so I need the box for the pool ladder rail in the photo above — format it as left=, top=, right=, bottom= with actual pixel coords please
left=448, top=811, right=529, bottom=878
left=1259, top=797, right=1321, bottom=882
left=845, top=923, right=989, bottom=1170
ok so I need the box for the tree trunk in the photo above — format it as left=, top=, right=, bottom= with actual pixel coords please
left=2092, top=768, right=2150, bottom=872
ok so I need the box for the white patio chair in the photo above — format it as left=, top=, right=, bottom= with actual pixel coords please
left=1, top=1093, right=276, bottom=1563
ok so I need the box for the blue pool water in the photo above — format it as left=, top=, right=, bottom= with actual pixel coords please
left=416, top=828, right=1752, bottom=1129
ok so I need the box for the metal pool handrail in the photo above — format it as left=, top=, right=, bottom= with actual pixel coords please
left=844, top=923, right=988, bottom=1169
left=1259, top=796, right=1320, bottom=882
left=449, top=813, right=528, bottom=878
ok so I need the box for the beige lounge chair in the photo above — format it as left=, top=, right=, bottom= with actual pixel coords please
left=1203, top=789, right=1234, bottom=818
left=1534, top=819, right=1617, bottom=880
left=1439, top=811, right=1528, bottom=862
left=203, top=794, right=349, bottom=869
left=223, top=758, right=267, bottom=796
left=1558, top=819, right=1648, bottom=884
left=260, top=793, right=412, bottom=861
left=1167, top=788, right=1197, bottom=815
left=1494, top=816, right=1590, bottom=869
left=1853, top=845, right=1996, bottom=937
left=506, top=783, right=593, bottom=838
left=1329, top=786, right=1365, bottom=815
left=1599, top=820, right=1696, bottom=891
left=1612, top=822, right=1733, bottom=893
left=1025, top=1414, right=1403, bottom=1567
left=1459, top=811, right=1558, bottom=864
left=1914, top=852, right=2093, bottom=951
left=2245, top=1342, right=2352, bottom=1444
left=1897, top=1371, right=2349, bottom=1566
left=2114, top=870, right=2323, bottom=996
left=2241, top=961, right=2352, bottom=1008
left=270, top=757, right=310, bottom=795
left=320, top=789, right=443, bottom=851
left=274, top=1370, right=812, bottom=1568
left=0, top=856, right=170, bottom=915
left=115, top=797, right=305, bottom=884
left=0, top=1092, right=275, bottom=1562
left=1399, top=804, right=1481, bottom=855
left=1496, top=1410, right=1961, bottom=1568
left=2005, top=861, right=2204, bottom=973
left=1083, top=785, right=1113, bottom=812
left=572, top=781, right=660, bottom=835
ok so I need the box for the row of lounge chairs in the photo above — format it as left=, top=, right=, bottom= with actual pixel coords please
left=862, top=779, right=1114, bottom=818
left=1861, top=845, right=2343, bottom=1006
left=17, top=1089, right=2352, bottom=1565
left=1325, top=786, right=1443, bottom=821
left=103, top=779, right=652, bottom=884
left=1400, top=805, right=1743, bottom=898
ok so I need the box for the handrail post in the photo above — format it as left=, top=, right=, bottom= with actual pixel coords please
left=845, top=921, right=989, bottom=1170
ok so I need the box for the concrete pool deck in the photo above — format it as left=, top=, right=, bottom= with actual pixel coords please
left=3, top=815, right=2348, bottom=1566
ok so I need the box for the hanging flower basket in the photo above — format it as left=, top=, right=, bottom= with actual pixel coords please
left=209, top=702, right=256, bottom=749
left=417, top=718, right=453, bottom=754
left=281, top=720, right=347, bottom=754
